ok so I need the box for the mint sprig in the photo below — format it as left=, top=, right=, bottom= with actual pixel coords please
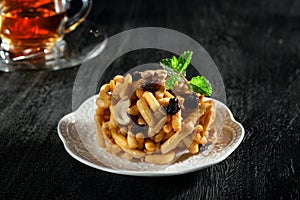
left=159, top=51, right=212, bottom=96
left=177, top=51, right=193, bottom=74
left=160, top=51, right=192, bottom=75
left=190, top=76, right=212, bottom=96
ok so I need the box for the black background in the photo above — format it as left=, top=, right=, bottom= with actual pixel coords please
left=0, top=0, right=299, bottom=199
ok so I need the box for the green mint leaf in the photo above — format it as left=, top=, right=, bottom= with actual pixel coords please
left=165, top=74, right=179, bottom=90
left=160, top=56, right=178, bottom=70
left=160, top=58, right=172, bottom=68
left=177, top=51, right=193, bottom=74
left=160, top=51, right=193, bottom=76
left=170, top=56, right=178, bottom=67
left=189, top=76, right=212, bottom=96
left=160, top=62, right=179, bottom=76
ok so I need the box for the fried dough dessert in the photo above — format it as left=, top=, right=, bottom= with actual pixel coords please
left=94, top=70, right=215, bottom=164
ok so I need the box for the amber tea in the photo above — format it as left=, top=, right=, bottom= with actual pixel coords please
left=0, top=0, right=69, bottom=56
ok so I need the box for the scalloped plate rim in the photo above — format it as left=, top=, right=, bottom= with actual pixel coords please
left=57, top=97, right=245, bottom=176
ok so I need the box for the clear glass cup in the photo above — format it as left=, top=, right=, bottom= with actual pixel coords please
left=0, top=0, right=106, bottom=71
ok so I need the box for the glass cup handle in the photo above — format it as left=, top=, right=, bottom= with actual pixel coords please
left=63, top=0, right=93, bottom=33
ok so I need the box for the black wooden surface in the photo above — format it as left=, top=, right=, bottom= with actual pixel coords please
left=1, top=0, right=300, bottom=199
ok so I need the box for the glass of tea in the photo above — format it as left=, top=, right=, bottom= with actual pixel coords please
left=0, top=0, right=105, bottom=71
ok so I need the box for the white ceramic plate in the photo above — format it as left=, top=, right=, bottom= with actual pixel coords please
left=57, top=95, right=244, bottom=176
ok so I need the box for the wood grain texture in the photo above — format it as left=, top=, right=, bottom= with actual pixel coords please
left=0, top=0, right=299, bottom=199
